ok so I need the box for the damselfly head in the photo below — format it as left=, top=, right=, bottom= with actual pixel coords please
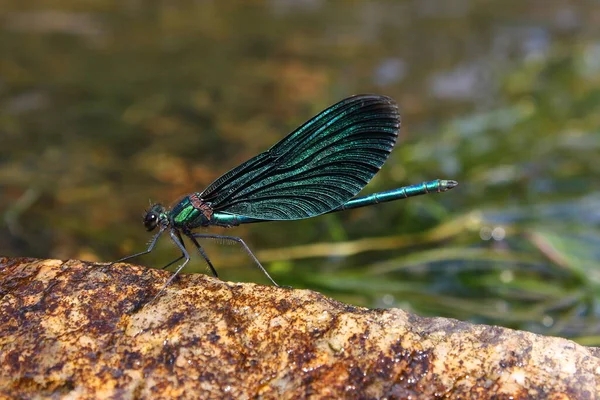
left=144, top=203, right=167, bottom=231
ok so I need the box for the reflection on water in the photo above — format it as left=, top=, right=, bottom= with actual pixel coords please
left=1, top=1, right=599, bottom=343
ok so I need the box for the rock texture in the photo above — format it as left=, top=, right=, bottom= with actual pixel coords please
left=0, top=257, right=598, bottom=399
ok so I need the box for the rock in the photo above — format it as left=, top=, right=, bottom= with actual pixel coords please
left=0, top=257, right=598, bottom=399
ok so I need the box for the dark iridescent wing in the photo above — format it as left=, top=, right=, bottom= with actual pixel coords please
left=200, top=95, right=400, bottom=220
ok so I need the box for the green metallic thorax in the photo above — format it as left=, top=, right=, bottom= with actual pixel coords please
left=168, top=193, right=215, bottom=229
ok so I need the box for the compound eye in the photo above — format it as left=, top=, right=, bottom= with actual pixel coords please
left=143, top=212, right=158, bottom=231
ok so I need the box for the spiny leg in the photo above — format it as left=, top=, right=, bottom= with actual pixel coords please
left=152, top=230, right=191, bottom=302
left=112, top=228, right=165, bottom=265
left=159, top=230, right=187, bottom=270
left=186, top=233, right=219, bottom=277
left=160, top=254, right=185, bottom=270
left=190, top=233, right=280, bottom=287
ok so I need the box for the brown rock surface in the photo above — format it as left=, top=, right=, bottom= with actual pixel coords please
left=0, top=257, right=598, bottom=399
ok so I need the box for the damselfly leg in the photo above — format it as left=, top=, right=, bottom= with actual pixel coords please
left=189, top=233, right=280, bottom=287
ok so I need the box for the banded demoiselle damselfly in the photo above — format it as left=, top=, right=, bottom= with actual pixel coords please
left=114, top=95, right=457, bottom=296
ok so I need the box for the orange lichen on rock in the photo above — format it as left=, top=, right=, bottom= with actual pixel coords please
left=0, top=257, right=598, bottom=399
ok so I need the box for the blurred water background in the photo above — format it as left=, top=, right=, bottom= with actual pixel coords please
left=1, top=0, right=599, bottom=345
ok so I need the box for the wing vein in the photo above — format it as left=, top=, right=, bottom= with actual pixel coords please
left=202, top=95, right=400, bottom=220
